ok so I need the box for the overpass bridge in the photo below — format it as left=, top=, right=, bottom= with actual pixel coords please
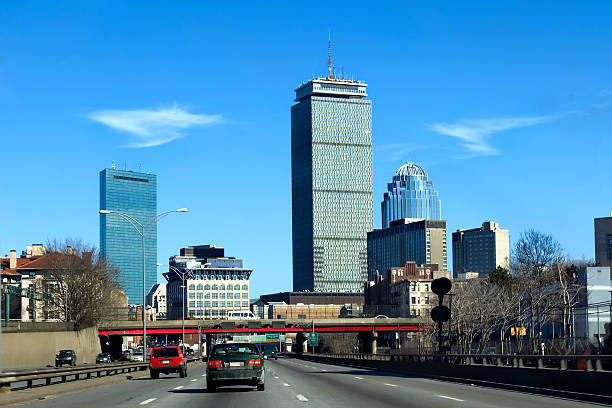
left=98, top=318, right=429, bottom=355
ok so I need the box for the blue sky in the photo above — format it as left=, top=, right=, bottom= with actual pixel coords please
left=1, top=1, right=611, bottom=296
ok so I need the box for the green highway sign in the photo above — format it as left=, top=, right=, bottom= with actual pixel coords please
left=266, top=333, right=280, bottom=341
left=308, top=332, right=318, bottom=347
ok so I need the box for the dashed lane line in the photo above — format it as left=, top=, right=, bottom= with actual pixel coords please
left=173, top=386, right=184, bottom=390
left=438, top=395, right=465, bottom=402
left=283, top=382, right=291, bottom=387
left=383, top=383, right=397, bottom=387
left=190, top=379, right=197, bottom=382
left=354, top=376, right=363, bottom=380
left=139, top=398, right=157, bottom=405
left=296, top=394, right=309, bottom=402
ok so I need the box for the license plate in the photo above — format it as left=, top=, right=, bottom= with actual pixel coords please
left=229, top=361, right=243, bottom=367
left=162, top=360, right=169, bottom=365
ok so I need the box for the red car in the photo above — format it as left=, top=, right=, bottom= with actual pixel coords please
left=149, top=346, right=187, bottom=379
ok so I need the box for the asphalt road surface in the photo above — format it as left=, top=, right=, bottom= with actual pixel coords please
left=12, top=357, right=607, bottom=408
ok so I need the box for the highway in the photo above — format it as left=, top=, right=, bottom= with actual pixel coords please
left=11, top=357, right=606, bottom=407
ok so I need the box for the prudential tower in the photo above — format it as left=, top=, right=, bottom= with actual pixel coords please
left=291, top=33, right=373, bottom=292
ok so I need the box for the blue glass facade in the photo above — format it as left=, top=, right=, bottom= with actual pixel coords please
left=100, top=169, right=157, bottom=304
left=381, top=162, right=441, bottom=229
left=291, top=78, right=373, bottom=292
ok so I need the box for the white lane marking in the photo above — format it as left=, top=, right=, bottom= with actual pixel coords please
left=383, top=383, right=397, bottom=387
left=201, top=374, right=206, bottom=377
left=273, top=375, right=279, bottom=379
left=139, top=398, right=157, bottom=405
left=283, top=382, right=291, bottom=387
left=296, top=394, right=309, bottom=402
left=354, top=376, right=363, bottom=380
left=190, top=379, right=197, bottom=382
left=438, top=395, right=464, bottom=402
left=321, top=369, right=327, bottom=372
left=173, top=386, right=184, bottom=390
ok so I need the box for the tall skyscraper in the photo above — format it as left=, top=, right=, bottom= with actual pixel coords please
left=594, top=216, right=612, bottom=270
left=100, top=168, right=157, bottom=303
left=452, top=221, right=510, bottom=278
left=381, top=162, right=441, bottom=229
left=291, top=46, right=373, bottom=292
left=367, top=218, right=447, bottom=281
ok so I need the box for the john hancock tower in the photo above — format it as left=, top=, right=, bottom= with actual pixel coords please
left=291, top=37, right=373, bottom=292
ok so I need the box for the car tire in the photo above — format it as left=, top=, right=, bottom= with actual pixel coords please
left=150, top=370, right=159, bottom=379
left=257, top=382, right=265, bottom=391
left=207, top=382, right=216, bottom=393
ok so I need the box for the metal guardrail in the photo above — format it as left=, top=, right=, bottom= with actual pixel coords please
left=0, top=358, right=200, bottom=392
left=307, top=353, right=612, bottom=372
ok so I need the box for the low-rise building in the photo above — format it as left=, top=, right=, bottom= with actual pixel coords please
left=146, top=283, right=167, bottom=319
left=364, top=262, right=451, bottom=318
left=165, top=245, right=252, bottom=320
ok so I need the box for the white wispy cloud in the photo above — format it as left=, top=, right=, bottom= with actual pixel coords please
left=86, top=104, right=222, bottom=148
left=429, top=114, right=566, bottom=158
left=375, top=143, right=425, bottom=162
left=600, top=89, right=612, bottom=96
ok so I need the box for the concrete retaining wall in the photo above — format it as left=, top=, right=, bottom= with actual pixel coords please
left=301, top=355, right=612, bottom=404
left=1, top=327, right=100, bottom=370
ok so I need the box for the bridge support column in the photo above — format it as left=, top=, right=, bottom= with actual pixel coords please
left=296, top=332, right=306, bottom=356
left=371, top=331, right=378, bottom=355
left=205, top=333, right=212, bottom=357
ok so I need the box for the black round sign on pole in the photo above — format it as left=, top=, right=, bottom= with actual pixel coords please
left=431, top=277, right=452, bottom=296
left=430, top=305, right=451, bottom=323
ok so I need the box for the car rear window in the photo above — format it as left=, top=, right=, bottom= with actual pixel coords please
left=212, top=344, right=259, bottom=356
left=152, top=348, right=179, bottom=358
left=59, top=350, right=73, bottom=355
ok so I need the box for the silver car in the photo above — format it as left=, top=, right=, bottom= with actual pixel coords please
left=131, top=352, right=144, bottom=362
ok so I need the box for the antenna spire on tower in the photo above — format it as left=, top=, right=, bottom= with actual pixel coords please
left=328, top=26, right=334, bottom=79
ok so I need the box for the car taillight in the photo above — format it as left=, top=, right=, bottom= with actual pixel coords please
left=248, top=358, right=262, bottom=367
left=208, top=360, right=222, bottom=368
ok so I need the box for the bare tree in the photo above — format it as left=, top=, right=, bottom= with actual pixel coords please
left=513, top=230, right=563, bottom=353
left=44, top=239, right=123, bottom=329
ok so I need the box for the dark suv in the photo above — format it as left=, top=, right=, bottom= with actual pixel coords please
left=149, top=346, right=187, bottom=378
left=206, top=343, right=264, bottom=392
left=55, top=350, right=77, bottom=367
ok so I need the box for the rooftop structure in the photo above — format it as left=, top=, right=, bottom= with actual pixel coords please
left=381, top=162, right=441, bottom=229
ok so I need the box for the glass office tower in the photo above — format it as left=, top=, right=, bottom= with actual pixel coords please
left=100, top=168, right=157, bottom=304
left=381, top=162, right=441, bottom=228
left=291, top=78, right=373, bottom=292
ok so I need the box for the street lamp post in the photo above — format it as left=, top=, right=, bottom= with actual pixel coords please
left=158, top=263, right=193, bottom=349
left=100, top=208, right=187, bottom=359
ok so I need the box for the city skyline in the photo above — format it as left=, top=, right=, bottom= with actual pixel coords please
left=1, top=2, right=611, bottom=297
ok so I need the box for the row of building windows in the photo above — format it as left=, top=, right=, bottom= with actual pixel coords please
left=188, top=284, right=248, bottom=291
left=188, top=301, right=249, bottom=308
left=188, top=292, right=249, bottom=299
